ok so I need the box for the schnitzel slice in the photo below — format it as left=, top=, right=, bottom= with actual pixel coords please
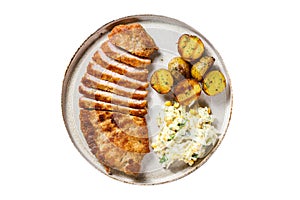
left=101, top=41, right=151, bottom=68
left=81, top=73, right=148, bottom=100
left=108, top=23, right=158, bottom=58
left=86, top=62, right=149, bottom=90
left=79, top=97, right=147, bottom=117
left=92, top=50, right=148, bottom=81
left=79, top=85, right=147, bottom=109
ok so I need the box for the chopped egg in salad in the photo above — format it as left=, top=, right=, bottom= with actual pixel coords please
left=151, top=101, right=219, bottom=168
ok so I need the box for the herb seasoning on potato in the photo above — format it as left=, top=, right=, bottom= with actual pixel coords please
left=178, top=34, right=205, bottom=62
left=174, top=79, right=201, bottom=106
left=168, top=57, right=191, bottom=82
left=202, top=70, right=226, bottom=96
left=150, top=69, right=174, bottom=94
left=191, top=56, right=215, bottom=81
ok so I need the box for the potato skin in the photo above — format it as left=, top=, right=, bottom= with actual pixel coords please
left=168, top=57, right=191, bottom=82
left=178, top=34, right=205, bottom=62
left=150, top=69, right=174, bottom=94
left=191, top=56, right=215, bottom=81
left=202, top=70, right=226, bottom=96
left=174, top=79, right=201, bottom=106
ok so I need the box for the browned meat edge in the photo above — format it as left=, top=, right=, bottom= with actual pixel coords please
left=79, top=84, right=147, bottom=109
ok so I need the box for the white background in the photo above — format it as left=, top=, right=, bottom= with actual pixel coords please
left=1, top=0, right=299, bottom=199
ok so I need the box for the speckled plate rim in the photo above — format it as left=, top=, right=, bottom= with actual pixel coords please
left=61, top=14, right=233, bottom=185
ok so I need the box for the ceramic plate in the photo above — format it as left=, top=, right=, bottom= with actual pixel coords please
left=61, top=14, right=232, bottom=185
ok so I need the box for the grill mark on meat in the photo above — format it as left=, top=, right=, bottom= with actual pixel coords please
left=80, top=109, right=147, bottom=176
left=86, top=62, right=149, bottom=90
left=79, top=23, right=158, bottom=176
left=92, top=49, right=148, bottom=82
left=79, top=85, right=147, bottom=109
left=81, top=73, right=148, bottom=100
left=110, top=112, right=148, bottom=138
left=101, top=41, right=151, bottom=68
left=96, top=133, right=144, bottom=175
left=81, top=110, right=149, bottom=153
left=79, top=97, right=147, bottom=117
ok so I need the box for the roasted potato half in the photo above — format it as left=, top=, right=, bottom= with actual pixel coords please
left=178, top=34, right=205, bottom=62
left=202, top=70, right=226, bottom=96
left=174, top=79, right=201, bottom=106
left=191, top=56, right=215, bottom=81
left=150, top=69, right=174, bottom=94
left=168, top=57, right=191, bottom=82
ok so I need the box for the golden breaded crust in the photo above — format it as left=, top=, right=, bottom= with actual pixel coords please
left=101, top=41, right=151, bottom=68
left=79, top=97, right=147, bottom=117
left=108, top=23, right=158, bottom=58
left=86, top=62, right=149, bottom=90
left=80, top=109, right=149, bottom=175
left=81, top=73, right=148, bottom=100
left=79, top=85, right=147, bottom=109
left=92, top=50, right=148, bottom=82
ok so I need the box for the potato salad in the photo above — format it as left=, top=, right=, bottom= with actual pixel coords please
left=152, top=101, right=219, bottom=168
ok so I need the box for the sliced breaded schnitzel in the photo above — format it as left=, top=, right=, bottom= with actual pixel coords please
left=81, top=73, right=148, bottom=100
left=92, top=50, right=148, bottom=82
left=79, top=97, right=147, bottom=117
left=86, top=62, right=149, bottom=90
left=79, top=23, right=158, bottom=176
left=79, top=85, right=147, bottom=109
left=101, top=41, right=151, bottom=68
